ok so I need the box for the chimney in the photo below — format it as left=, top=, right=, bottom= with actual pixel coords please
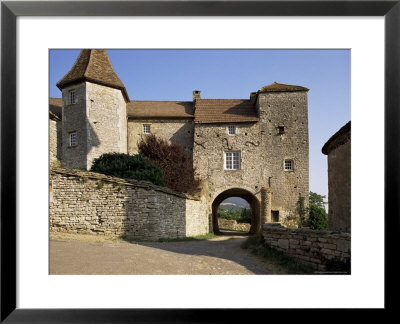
left=193, top=90, right=201, bottom=101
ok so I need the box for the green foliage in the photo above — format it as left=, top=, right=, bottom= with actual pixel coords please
left=217, top=207, right=252, bottom=224
left=308, top=204, right=329, bottom=230
left=90, top=153, right=164, bottom=186
left=309, top=191, right=327, bottom=209
left=308, top=191, right=328, bottom=230
left=296, top=194, right=308, bottom=227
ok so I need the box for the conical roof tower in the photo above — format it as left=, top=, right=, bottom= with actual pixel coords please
left=57, top=49, right=130, bottom=101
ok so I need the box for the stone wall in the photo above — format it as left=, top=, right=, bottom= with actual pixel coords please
left=127, top=119, right=194, bottom=154
left=85, top=82, right=127, bottom=169
left=49, top=118, right=62, bottom=167
left=61, top=83, right=88, bottom=169
left=50, top=168, right=209, bottom=240
left=327, top=133, right=351, bottom=232
left=61, top=82, right=127, bottom=170
left=193, top=89, right=309, bottom=225
left=262, top=224, right=350, bottom=271
left=218, top=218, right=251, bottom=232
left=257, top=91, right=309, bottom=219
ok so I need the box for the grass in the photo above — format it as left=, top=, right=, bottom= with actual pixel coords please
left=240, top=234, right=314, bottom=274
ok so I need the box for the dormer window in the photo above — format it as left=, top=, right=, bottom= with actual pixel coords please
left=227, top=125, right=236, bottom=135
left=143, top=124, right=151, bottom=134
left=69, top=90, right=76, bottom=104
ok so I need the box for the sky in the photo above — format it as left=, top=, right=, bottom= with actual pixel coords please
left=49, top=49, right=351, bottom=201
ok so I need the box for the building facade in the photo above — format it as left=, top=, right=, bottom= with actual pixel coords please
left=50, top=49, right=310, bottom=233
left=322, top=121, right=351, bottom=233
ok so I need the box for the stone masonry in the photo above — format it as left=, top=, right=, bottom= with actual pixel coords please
left=50, top=168, right=206, bottom=240
left=51, top=49, right=311, bottom=236
left=262, top=224, right=350, bottom=271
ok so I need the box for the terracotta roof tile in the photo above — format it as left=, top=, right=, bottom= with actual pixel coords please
left=194, top=99, right=259, bottom=124
left=49, top=97, right=62, bottom=120
left=127, top=101, right=194, bottom=119
left=259, top=82, right=309, bottom=93
left=56, top=49, right=130, bottom=101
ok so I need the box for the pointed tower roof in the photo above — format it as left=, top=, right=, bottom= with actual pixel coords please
left=56, top=49, right=130, bottom=101
left=258, top=82, right=309, bottom=93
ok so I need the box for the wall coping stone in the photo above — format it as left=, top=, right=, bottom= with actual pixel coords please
left=50, top=167, right=200, bottom=201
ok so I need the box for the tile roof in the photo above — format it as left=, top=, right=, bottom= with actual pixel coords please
left=56, top=49, right=130, bottom=102
left=259, top=82, right=309, bottom=93
left=194, top=99, right=259, bottom=124
left=127, top=101, right=194, bottom=119
left=49, top=97, right=62, bottom=120
left=322, top=121, right=351, bottom=155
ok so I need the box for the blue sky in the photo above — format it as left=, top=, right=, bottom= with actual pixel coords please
left=49, top=49, right=351, bottom=200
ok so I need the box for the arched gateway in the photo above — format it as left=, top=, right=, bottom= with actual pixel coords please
left=211, top=188, right=261, bottom=235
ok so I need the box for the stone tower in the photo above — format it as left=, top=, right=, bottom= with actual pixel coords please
left=256, top=82, right=310, bottom=221
left=56, top=49, right=129, bottom=169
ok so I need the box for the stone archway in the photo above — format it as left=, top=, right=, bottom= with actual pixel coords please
left=211, top=188, right=261, bottom=235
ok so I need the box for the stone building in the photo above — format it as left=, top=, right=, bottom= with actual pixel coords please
left=322, top=121, right=351, bottom=232
left=50, top=49, right=310, bottom=234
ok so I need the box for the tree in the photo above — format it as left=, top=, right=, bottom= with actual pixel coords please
left=308, top=191, right=329, bottom=230
left=309, top=204, right=328, bottom=230
left=309, top=191, right=327, bottom=209
left=90, top=152, right=164, bottom=186
left=296, top=194, right=308, bottom=227
left=138, top=134, right=200, bottom=193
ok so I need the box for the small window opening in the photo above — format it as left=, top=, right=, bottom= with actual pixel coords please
left=284, top=159, right=294, bottom=171
left=278, top=125, right=285, bottom=134
left=69, top=90, right=76, bottom=105
left=227, top=125, right=236, bottom=135
left=69, top=132, right=77, bottom=147
left=271, top=210, right=279, bottom=222
left=143, top=124, right=151, bottom=134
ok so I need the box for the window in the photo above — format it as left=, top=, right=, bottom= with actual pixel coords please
left=69, top=132, right=77, bottom=147
left=278, top=125, right=285, bottom=134
left=143, top=124, right=151, bottom=134
left=225, top=152, right=241, bottom=170
left=284, top=159, right=294, bottom=171
left=69, top=90, right=76, bottom=104
left=271, top=211, right=279, bottom=222
left=227, top=125, right=236, bottom=135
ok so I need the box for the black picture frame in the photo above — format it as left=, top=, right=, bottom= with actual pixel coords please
left=1, top=0, right=398, bottom=322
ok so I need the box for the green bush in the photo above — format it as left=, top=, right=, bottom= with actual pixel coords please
left=308, top=204, right=328, bottom=230
left=217, top=207, right=252, bottom=224
left=90, top=153, right=164, bottom=186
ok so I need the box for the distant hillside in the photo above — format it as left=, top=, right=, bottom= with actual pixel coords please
left=219, top=197, right=250, bottom=211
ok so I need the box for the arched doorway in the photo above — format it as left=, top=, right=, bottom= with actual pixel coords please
left=211, top=188, right=261, bottom=235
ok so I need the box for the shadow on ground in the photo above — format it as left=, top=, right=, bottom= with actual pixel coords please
left=119, top=231, right=271, bottom=275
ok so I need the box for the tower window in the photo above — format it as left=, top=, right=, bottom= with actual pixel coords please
left=227, top=125, right=236, bottom=135
left=225, top=152, right=241, bottom=170
left=69, top=90, right=76, bottom=104
left=69, top=132, right=77, bottom=147
left=271, top=210, right=279, bottom=222
left=284, top=159, right=294, bottom=171
left=143, top=124, right=151, bottom=134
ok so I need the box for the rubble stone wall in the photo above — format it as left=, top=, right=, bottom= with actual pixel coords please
left=50, top=168, right=208, bottom=240
left=262, top=224, right=350, bottom=271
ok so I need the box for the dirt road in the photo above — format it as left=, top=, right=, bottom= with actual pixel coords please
left=50, top=234, right=276, bottom=275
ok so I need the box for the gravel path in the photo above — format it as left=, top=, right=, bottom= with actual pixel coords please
left=50, top=235, right=273, bottom=275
